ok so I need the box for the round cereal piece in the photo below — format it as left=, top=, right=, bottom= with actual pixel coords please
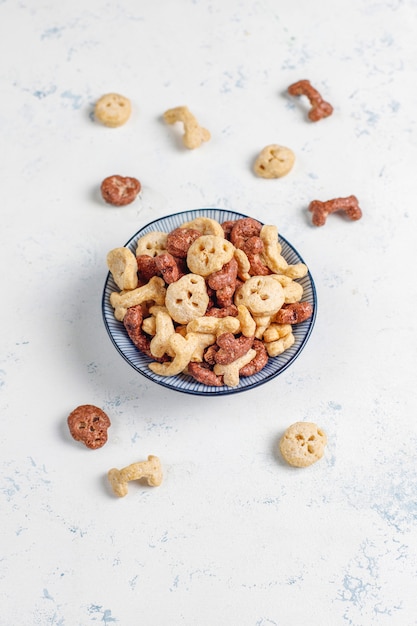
left=107, top=247, right=139, bottom=291
left=234, top=275, right=285, bottom=316
left=94, top=93, right=131, bottom=127
left=279, top=422, right=327, bottom=467
left=101, top=175, right=141, bottom=206
left=67, top=404, right=111, bottom=450
left=187, top=235, right=235, bottom=277
left=136, top=231, right=168, bottom=258
left=181, top=217, right=225, bottom=238
left=253, top=144, right=295, bottom=179
left=165, top=273, right=209, bottom=324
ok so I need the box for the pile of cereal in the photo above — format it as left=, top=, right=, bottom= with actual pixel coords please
left=107, top=216, right=313, bottom=387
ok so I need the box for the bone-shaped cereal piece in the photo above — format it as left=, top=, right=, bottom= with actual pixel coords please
left=265, top=330, right=295, bottom=357
left=263, top=323, right=292, bottom=343
left=214, top=348, right=256, bottom=387
left=260, top=225, right=308, bottom=278
left=107, top=247, right=139, bottom=291
left=270, top=274, right=304, bottom=303
left=110, top=276, right=166, bottom=321
left=234, top=248, right=251, bottom=282
left=237, top=304, right=256, bottom=338
left=150, top=309, right=176, bottom=358
left=308, top=195, right=362, bottom=226
left=108, top=455, right=163, bottom=497
left=163, top=106, right=211, bottom=149
left=186, top=315, right=240, bottom=337
left=149, top=332, right=203, bottom=377
left=288, top=79, right=333, bottom=122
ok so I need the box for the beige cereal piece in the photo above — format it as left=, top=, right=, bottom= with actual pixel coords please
left=107, top=247, right=139, bottom=291
left=254, top=144, right=295, bottom=179
left=108, top=455, right=163, bottom=497
left=149, top=332, right=202, bottom=377
left=214, top=348, right=256, bottom=387
left=279, top=422, right=327, bottom=467
left=110, top=276, right=166, bottom=321
left=234, top=275, right=285, bottom=317
left=260, top=225, right=308, bottom=278
left=163, top=105, right=211, bottom=149
left=136, top=231, right=168, bottom=258
left=94, top=93, right=131, bottom=128
left=186, top=315, right=240, bottom=337
left=234, top=248, right=251, bottom=281
left=187, top=235, right=235, bottom=277
left=252, top=314, right=273, bottom=339
left=150, top=309, right=176, bottom=359
left=181, top=217, right=224, bottom=238
left=237, top=304, right=256, bottom=337
left=270, top=274, right=303, bottom=304
left=265, top=330, right=295, bottom=357
left=165, top=274, right=209, bottom=324
left=263, top=323, right=292, bottom=343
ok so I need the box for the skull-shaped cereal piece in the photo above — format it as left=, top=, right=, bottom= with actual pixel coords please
left=67, top=404, right=111, bottom=450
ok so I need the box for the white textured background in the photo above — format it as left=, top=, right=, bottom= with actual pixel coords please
left=1, top=0, right=416, bottom=624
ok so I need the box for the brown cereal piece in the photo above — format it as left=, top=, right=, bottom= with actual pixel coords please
left=239, top=339, right=268, bottom=376
left=123, top=304, right=168, bottom=361
left=101, top=175, right=141, bottom=206
left=288, top=80, right=333, bottom=122
left=165, top=274, right=209, bottom=324
left=205, top=304, right=239, bottom=318
left=213, top=348, right=257, bottom=387
left=136, top=231, right=168, bottom=257
left=181, top=217, right=225, bottom=238
left=107, top=247, right=139, bottom=291
left=163, top=106, right=211, bottom=149
left=187, top=235, right=235, bottom=277
left=94, top=93, right=131, bottom=127
left=308, top=195, right=362, bottom=226
left=208, top=258, right=239, bottom=308
left=234, top=275, right=285, bottom=317
left=221, top=220, right=237, bottom=239
left=215, top=333, right=254, bottom=365
left=187, top=361, right=224, bottom=387
left=166, top=227, right=202, bottom=258
left=242, top=236, right=270, bottom=276
left=279, top=422, right=327, bottom=467
left=230, top=217, right=262, bottom=250
left=67, top=404, right=111, bottom=450
left=154, top=252, right=180, bottom=284
left=136, top=254, right=159, bottom=283
left=253, top=144, right=295, bottom=179
left=274, top=302, right=313, bottom=325
left=108, top=455, right=163, bottom=497
left=110, top=276, right=166, bottom=322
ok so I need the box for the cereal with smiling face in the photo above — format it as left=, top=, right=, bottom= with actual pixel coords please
left=279, top=422, right=327, bottom=467
left=94, top=93, right=131, bottom=127
left=253, top=144, right=295, bottom=179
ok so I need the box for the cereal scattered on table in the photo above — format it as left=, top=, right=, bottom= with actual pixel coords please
left=279, top=422, right=327, bottom=467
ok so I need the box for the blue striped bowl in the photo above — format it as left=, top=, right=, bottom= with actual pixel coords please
left=102, top=209, right=317, bottom=395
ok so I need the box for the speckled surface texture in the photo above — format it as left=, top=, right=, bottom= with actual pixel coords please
left=1, top=1, right=416, bottom=624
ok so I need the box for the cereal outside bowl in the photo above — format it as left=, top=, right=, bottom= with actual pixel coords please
left=102, top=208, right=317, bottom=396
